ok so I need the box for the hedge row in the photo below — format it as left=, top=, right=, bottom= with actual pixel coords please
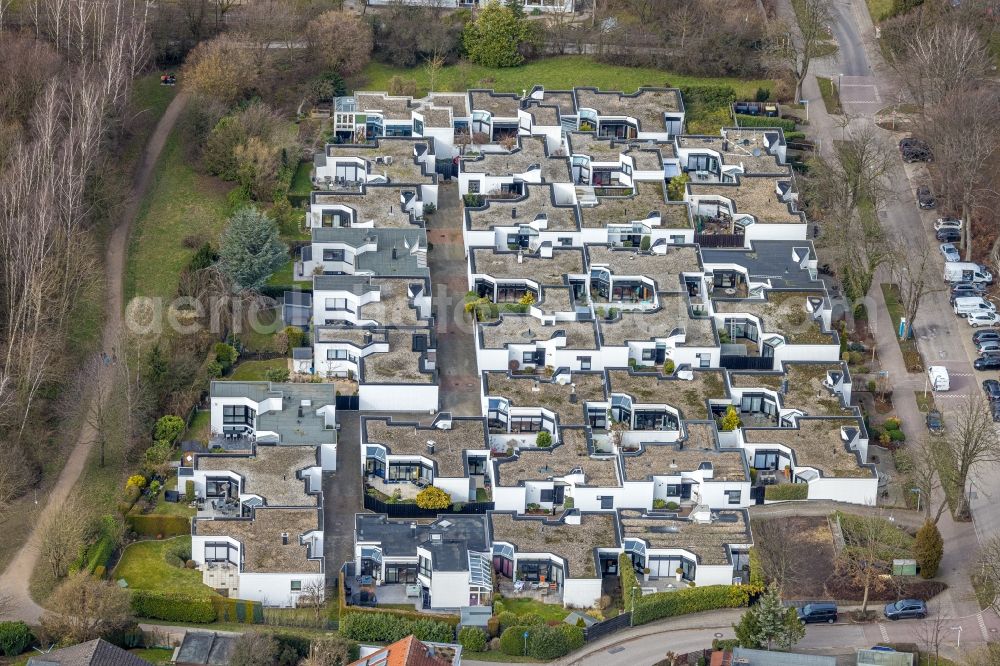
left=764, top=484, right=809, bottom=501
left=127, top=514, right=190, bottom=537
left=86, top=535, right=116, bottom=574
left=632, top=584, right=753, bottom=626
left=498, top=624, right=584, bottom=659
left=130, top=591, right=216, bottom=623
left=618, top=552, right=642, bottom=603
left=0, top=621, right=33, bottom=657
left=211, top=597, right=263, bottom=624
left=734, top=114, right=796, bottom=131
left=748, top=547, right=765, bottom=587
left=339, top=611, right=455, bottom=644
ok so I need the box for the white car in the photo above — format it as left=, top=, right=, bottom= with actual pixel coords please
left=968, top=311, right=1000, bottom=327
left=935, top=217, right=963, bottom=231
left=940, top=243, right=961, bottom=262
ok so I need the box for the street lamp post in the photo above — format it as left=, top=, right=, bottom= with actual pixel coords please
left=911, top=488, right=921, bottom=513
left=952, top=625, right=962, bottom=649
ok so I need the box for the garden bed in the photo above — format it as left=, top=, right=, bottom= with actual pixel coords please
left=881, top=284, right=924, bottom=372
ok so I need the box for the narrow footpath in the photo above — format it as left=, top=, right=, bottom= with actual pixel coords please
left=0, top=92, right=190, bottom=624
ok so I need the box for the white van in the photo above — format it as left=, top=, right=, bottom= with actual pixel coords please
left=954, top=297, right=996, bottom=317
left=927, top=366, right=950, bottom=392
left=944, top=262, right=993, bottom=285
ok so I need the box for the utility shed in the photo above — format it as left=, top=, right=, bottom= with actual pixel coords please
left=712, top=648, right=837, bottom=665
left=856, top=649, right=915, bottom=666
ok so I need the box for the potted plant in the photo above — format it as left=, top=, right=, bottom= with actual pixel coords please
left=784, top=464, right=792, bottom=480
left=675, top=567, right=684, bottom=581
left=642, top=567, right=651, bottom=582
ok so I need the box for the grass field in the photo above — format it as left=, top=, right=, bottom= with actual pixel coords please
left=817, top=77, right=842, bottom=115
left=290, top=160, right=313, bottom=196
left=133, top=472, right=196, bottom=518
left=230, top=358, right=288, bottom=381
left=114, top=537, right=218, bottom=599
left=125, top=129, right=230, bottom=304
left=129, top=648, right=175, bottom=664
left=865, top=0, right=894, bottom=22
left=358, top=56, right=775, bottom=101
left=499, top=597, right=573, bottom=623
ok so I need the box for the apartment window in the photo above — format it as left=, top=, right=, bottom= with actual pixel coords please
left=600, top=496, right=614, bottom=510
left=222, top=405, right=253, bottom=426
left=290, top=580, right=302, bottom=592
left=418, top=556, right=432, bottom=579
left=204, top=542, right=237, bottom=563
left=539, top=489, right=555, bottom=503
left=522, top=351, right=535, bottom=364
left=327, top=349, right=355, bottom=361
left=641, top=349, right=655, bottom=361
left=688, top=154, right=719, bottom=173
left=468, top=180, right=480, bottom=194
left=579, top=357, right=592, bottom=371
left=725, top=490, right=742, bottom=505
left=698, top=354, right=710, bottom=368
left=665, top=484, right=680, bottom=497
left=323, top=249, right=345, bottom=262
left=558, top=237, right=572, bottom=246
left=510, top=415, right=543, bottom=433
left=324, top=298, right=349, bottom=311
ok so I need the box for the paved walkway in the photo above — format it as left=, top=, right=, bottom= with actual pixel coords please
left=0, top=92, right=189, bottom=624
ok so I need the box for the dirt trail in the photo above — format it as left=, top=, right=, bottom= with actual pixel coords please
left=0, top=92, right=189, bottom=623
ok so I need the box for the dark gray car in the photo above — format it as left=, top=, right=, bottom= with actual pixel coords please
left=884, top=599, right=927, bottom=620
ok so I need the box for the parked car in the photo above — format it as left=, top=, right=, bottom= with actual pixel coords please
left=884, top=599, right=927, bottom=620
left=976, top=340, right=1000, bottom=354
left=917, top=186, right=936, bottom=209
left=899, top=138, right=933, bottom=162
left=973, top=330, right=1000, bottom=344
left=940, top=243, right=961, bottom=262
left=934, top=217, right=963, bottom=231
left=975, top=356, right=1000, bottom=371
left=952, top=282, right=987, bottom=300
left=797, top=602, right=838, bottom=624
left=937, top=228, right=961, bottom=243
left=983, top=379, right=1000, bottom=400
left=967, top=311, right=1000, bottom=327
left=925, top=409, right=945, bottom=435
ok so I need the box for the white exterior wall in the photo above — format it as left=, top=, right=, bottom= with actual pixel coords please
left=571, top=484, right=652, bottom=511
left=238, top=572, right=326, bottom=608
left=435, top=476, right=473, bottom=503
left=773, top=343, right=841, bottom=367
left=563, top=577, right=603, bottom=608
left=476, top=345, right=511, bottom=372
left=359, top=384, right=438, bottom=412
left=807, top=476, right=878, bottom=505
left=429, top=570, right=471, bottom=609
left=743, top=223, right=808, bottom=243
left=693, top=564, right=736, bottom=587
left=493, top=485, right=527, bottom=512
left=320, top=443, right=337, bottom=471
left=697, top=481, right=752, bottom=509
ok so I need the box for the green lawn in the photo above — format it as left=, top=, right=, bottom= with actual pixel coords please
left=499, top=597, right=572, bottom=623
left=125, top=127, right=230, bottom=304
left=114, top=537, right=218, bottom=599
left=290, top=160, right=313, bottom=196
left=817, top=77, right=842, bottom=115
left=914, top=391, right=936, bottom=414
left=881, top=284, right=923, bottom=372
left=186, top=410, right=211, bottom=444
left=130, top=648, right=175, bottom=665
left=266, top=259, right=310, bottom=289
left=358, top=56, right=775, bottom=101
left=133, top=471, right=196, bottom=518
left=865, top=0, right=894, bottom=22
left=229, top=358, right=288, bottom=381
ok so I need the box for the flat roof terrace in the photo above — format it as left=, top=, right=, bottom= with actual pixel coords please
left=688, top=176, right=800, bottom=224
left=321, top=187, right=418, bottom=228
left=425, top=93, right=469, bottom=118
left=364, top=418, right=488, bottom=478
left=358, top=278, right=426, bottom=327
left=480, top=316, right=599, bottom=350
left=484, top=371, right=606, bottom=425
left=605, top=370, right=726, bottom=420
left=362, top=330, right=433, bottom=384
left=569, top=133, right=631, bottom=162
left=355, top=92, right=415, bottom=120
left=495, top=437, right=620, bottom=487
left=195, top=446, right=318, bottom=506
left=627, top=143, right=672, bottom=169
left=586, top=245, right=700, bottom=292
left=323, top=140, right=434, bottom=184
left=462, top=137, right=571, bottom=182
left=743, top=418, right=873, bottom=478
left=621, top=422, right=746, bottom=482
left=574, top=88, right=682, bottom=130
left=490, top=512, right=618, bottom=578
left=677, top=133, right=789, bottom=175
left=524, top=103, right=560, bottom=126
left=597, top=294, right=715, bottom=347
left=469, top=90, right=522, bottom=118
left=471, top=247, right=585, bottom=285
left=729, top=363, right=847, bottom=416
left=196, top=508, right=322, bottom=573
left=714, top=290, right=833, bottom=345
left=466, top=186, right=580, bottom=232
left=619, top=509, right=749, bottom=564
left=579, top=184, right=690, bottom=229
left=314, top=327, right=376, bottom=347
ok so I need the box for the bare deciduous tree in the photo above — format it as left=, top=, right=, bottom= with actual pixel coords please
left=943, top=393, right=1000, bottom=518
left=38, top=496, right=90, bottom=580
left=837, top=510, right=894, bottom=614
left=768, top=0, right=830, bottom=102
left=891, top=241, right=942, bottom=340
left=751, top=518, right=802, bottom=593
left=40, top=573, right=133, bottom=644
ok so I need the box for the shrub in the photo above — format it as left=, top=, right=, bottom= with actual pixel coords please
left=283, top=326, right=305, bottom=350
left=212, top=597, right=264, bottom=624
left=496, top=611, right=520, bottom=634
left=185, top=480, right=195, bottom=503
left=533, top=624, right=584, bottom=659
left=888, top=429, right=906, bottom=442
left=719, top=405, right=741, bottom=431
left=131, top=591, right=216, bottom=623
left=665, top=501, right=680, bottom=510
left=619, top=553, right=642, bottom=605
left=339, top=612, right=454, bottom=644
left=488, top=637, right=500, bottom=651
left=206, top=360, right=223, bottom=378
left=652, top=499, right=667, bottom=509
left=735, top=114, right=796, bottom=130
left=415, top=486, right=451, bottom=509
left=0, top=621, right=33, bottom=657
left=153, top=415, right=186, bottom=444
left=214, top=342, right=239, bottom=369
left=126, top=475, right=147, bottom=490
left=486, top=616, right=500, bottom=638
left=915, top=520, right=943, bottom=579
left=536, top=430, right=552, bottom=448
left=86, top=534, right=116, bottom=574
left=499, top=626, right=529, bottom=656
left=458, top=626, right=487, bottom=652
left=640, top=235, right=651, bottom=251
left=663, top=360, right=675, bottom=375
left=126, top=514, right=190, bottom=537
left=264, top=366, right=290, bottom=383
left=632, top=585, right=751, bottom=625
left=884, top=417, right=902, bottom=431
left=764, top=484, right=808, bottom=501
left=748, top=547, right=765, bottom=587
